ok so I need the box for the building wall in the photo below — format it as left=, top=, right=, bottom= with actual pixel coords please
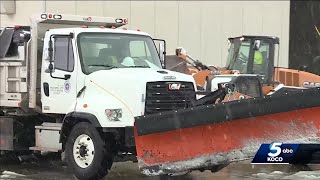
left=0, top=1, right=290, bottom=67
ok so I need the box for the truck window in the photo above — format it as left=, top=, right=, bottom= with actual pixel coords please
left=253, top=41, right=271, bottom=76
left=232, top=41, right=250, bottom=73
left=54, top=37, right=74, bottom=72
left=129, top=41, right=151, bottom=60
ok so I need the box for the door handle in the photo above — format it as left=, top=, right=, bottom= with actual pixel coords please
left=64, top=74, right=71, bottom=80
left=43, top=82, right=49, bottom=97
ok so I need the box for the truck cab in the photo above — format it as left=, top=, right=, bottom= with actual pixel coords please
left=0, top=13, right=197, bottom=179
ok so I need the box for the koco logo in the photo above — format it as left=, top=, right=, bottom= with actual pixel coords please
left=168, top=83, right=181, bottom=90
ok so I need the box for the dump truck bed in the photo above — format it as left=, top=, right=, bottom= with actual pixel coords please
left=0, top=13, right=128, bottom=111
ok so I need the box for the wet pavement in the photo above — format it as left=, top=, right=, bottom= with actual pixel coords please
left=1, top=155, right=320, bottom=180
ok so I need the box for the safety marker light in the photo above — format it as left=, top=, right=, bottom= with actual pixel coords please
left=83, top=104, right=88, bottom=108
left=137, top=29, right=141, bottom=31
left=48, top=14, right=53, bottom=19
left=53, top=14, right=62, bottom=19
left=41, top=14, right=47, bottom=19
left=111, top=26, right=116, bottom=29
left=123, top=19, right=128, bottom=24
left=115, top=18, right=123, bottom=23
left=123, top=28, right=127, bottom=30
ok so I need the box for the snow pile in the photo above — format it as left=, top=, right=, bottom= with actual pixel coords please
left=0, top=171, right=26, bottom=180
left=283, top=171, right=320, bottom=179
left=252, top=171, right=287, bottom=179
left=252, top=170, right=320, bottom=180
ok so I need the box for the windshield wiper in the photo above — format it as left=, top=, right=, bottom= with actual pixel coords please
left=125, top=65, right=150, bottom=68
left=88, top=64, right=117, bottom=69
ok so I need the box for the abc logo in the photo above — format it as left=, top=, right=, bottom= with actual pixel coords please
left=282, top=146, right=294, bottom=156
left=282, top=148, right=293, bottom=153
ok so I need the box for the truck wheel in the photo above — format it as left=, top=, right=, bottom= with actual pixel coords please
left=65, top=122, right=113, bottom=180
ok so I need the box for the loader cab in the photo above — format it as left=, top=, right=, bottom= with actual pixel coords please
left=225, top=36, right=279, bottom=84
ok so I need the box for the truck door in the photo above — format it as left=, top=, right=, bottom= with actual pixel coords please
left=41, top=33, right=78, bottom=114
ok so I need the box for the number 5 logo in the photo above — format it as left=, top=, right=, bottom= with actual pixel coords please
left=268, top=142, right=282, bottom=157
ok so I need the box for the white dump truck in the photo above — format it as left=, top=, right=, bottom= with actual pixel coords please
left=0, top=13, right=197, bottom=179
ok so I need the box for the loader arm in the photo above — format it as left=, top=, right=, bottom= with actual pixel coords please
left=175, top=47, right=218, bottom=71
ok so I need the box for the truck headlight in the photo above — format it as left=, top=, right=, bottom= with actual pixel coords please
left=105, top=109, right=122, bottom=121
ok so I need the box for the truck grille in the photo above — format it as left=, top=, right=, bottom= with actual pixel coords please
left=145, top=81, right=196, bottom=114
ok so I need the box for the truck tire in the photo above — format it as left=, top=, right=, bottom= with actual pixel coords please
left=65, top=122, right=113, bottom=180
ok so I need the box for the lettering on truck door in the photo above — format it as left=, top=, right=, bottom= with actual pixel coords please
left=41, top=33, right=78, bottom=114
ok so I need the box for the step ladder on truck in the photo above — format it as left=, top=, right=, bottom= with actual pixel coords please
left=0, top=13, right=198, bottom=179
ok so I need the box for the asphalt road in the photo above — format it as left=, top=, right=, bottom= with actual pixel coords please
left=1, top=155, right=320, bottom=180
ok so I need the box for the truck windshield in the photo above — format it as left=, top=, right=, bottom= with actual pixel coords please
left=226, top=39, right=251, bottom=73
left=78, top=33, right=162, bottom=74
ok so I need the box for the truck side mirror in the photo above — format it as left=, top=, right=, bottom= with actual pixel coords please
left=48, top=38, right=53, bottom=60
left=44, top=38, right=55, bottom=73
left=48, top=63, right=53, bottom=70
left=47, top=34, right=73, bottom=80
left=45, top=64, right=55, bottom=73
left=253, top=40, right=261, bottom=50
left=44, top=48, right=50, bottom=61
left=153, top=39, right=166, bottom=68
left=159, top=44, right=165, bottom=66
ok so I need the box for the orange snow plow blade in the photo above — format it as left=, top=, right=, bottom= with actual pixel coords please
left=134, top=86, right=320, bottom=176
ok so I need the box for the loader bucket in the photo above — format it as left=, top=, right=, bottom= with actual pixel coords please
left=134, top=87, right=320, bottom=175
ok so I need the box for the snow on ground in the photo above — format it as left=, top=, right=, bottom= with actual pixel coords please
left=0, top=171, right=28, bottom=180
left=252, top=170, right=320, bottom=179
left=2, top=159, right=320, bottom=179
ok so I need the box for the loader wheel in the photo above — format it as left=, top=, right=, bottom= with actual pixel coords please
left=65, top=122, right=114, bottom=180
